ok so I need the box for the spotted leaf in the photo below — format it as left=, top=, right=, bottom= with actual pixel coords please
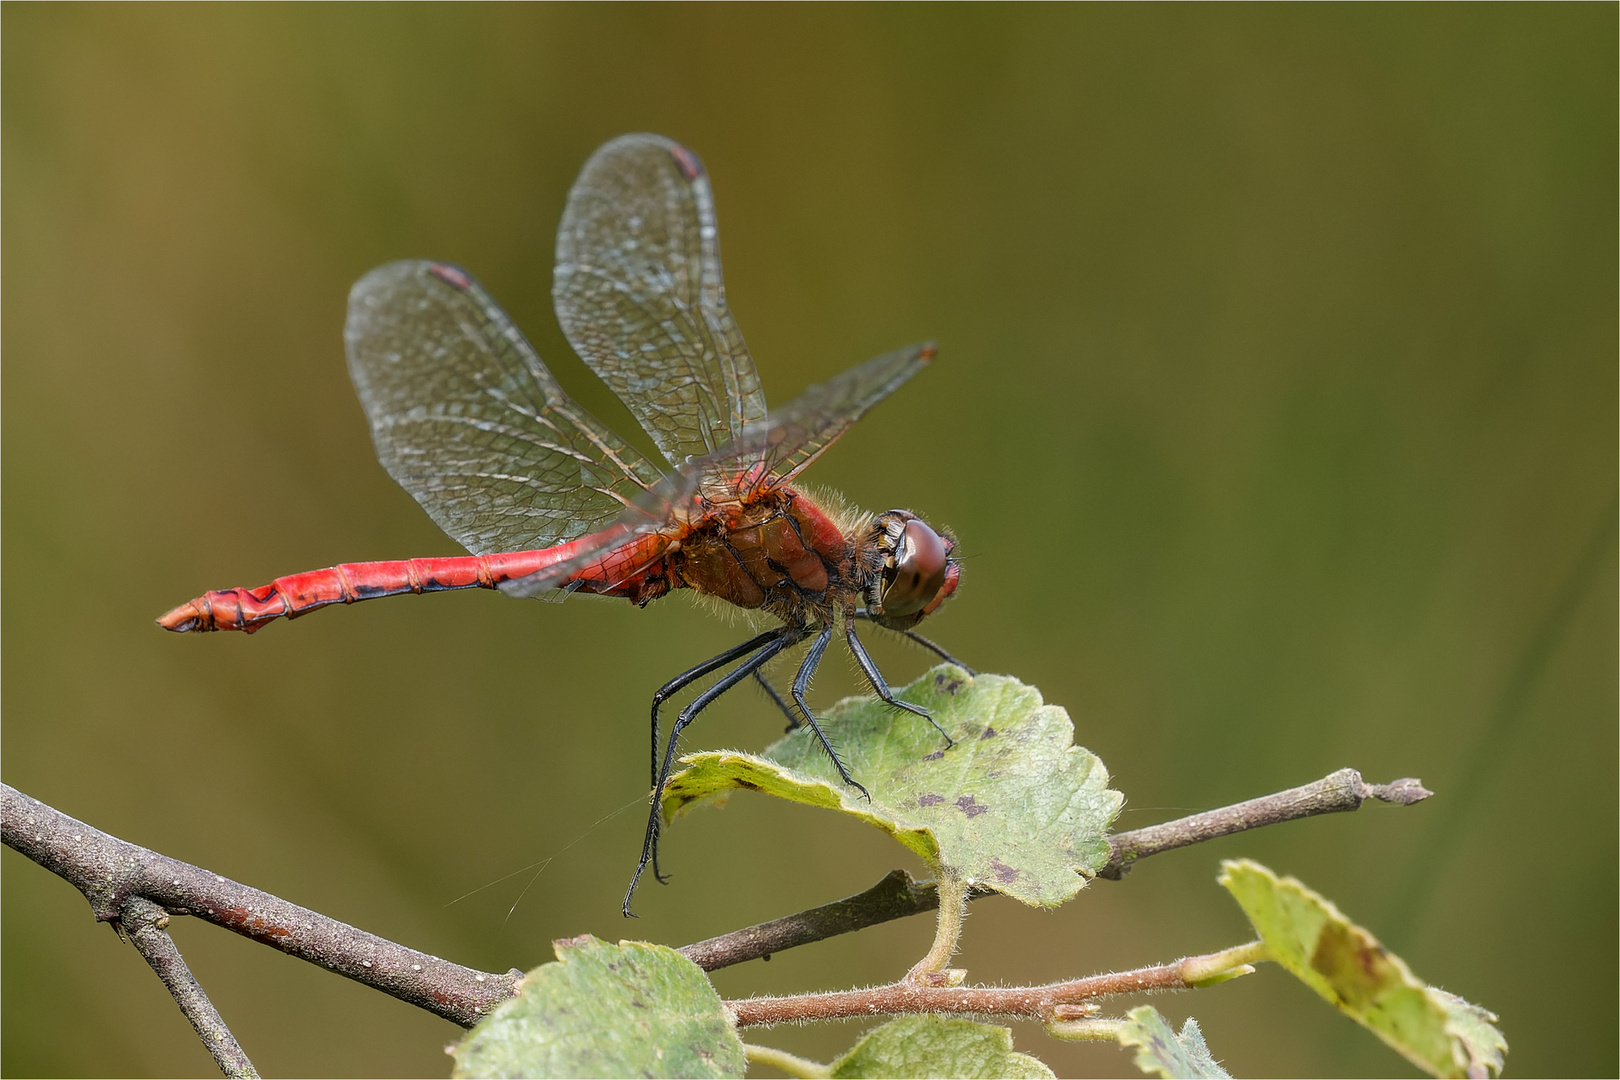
left=662, top=667, right=1122, bottom=907
left=1219, top=860, right=1506, bottom=1078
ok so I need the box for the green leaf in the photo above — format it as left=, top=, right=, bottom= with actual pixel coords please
left=662, top=667, right=1122, bottom=906
left=450, top=935, right=744, bottom=1079
left=1431, top=989, right=1509, bottom=1078
left=1115, top=1007, right=1231, bottom=1079
left=1218, top=860, right=1507, bottom=1078
left=828, top=1016, right=1054, bottom=1079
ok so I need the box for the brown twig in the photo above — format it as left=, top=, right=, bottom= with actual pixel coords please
left=1098, top=767, right=1431, bottom=879
left=679, top=868, right=945, bottom=970
left=726, top=942, right=1265, bottom=1027
left=118, top=896, right=259, bottom=1078
left=681, top=767, right=1430, bottom=969
left=0, top=784, right=520, bottom=1030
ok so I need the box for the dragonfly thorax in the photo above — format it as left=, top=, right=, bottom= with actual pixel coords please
left=666, top=487, right=850, bottom=621
left=657, top=491, right=958, bottom=635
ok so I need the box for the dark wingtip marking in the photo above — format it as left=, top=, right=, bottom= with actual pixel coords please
left=429, top=263, right=472, bottom=290
left=669, top=144, right=703, bottom=181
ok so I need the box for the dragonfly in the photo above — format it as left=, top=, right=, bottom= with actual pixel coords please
left=159, top=133, right=963, bottom=915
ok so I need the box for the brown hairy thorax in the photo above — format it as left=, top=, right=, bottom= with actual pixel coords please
left=661, top=483, right=958, bottom=636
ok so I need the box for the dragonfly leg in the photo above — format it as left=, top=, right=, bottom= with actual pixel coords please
left=789, top=627, right=871, bottom=800
left=752, top=669, right=801, bottom=732
left=852, top=609, right=976, bottom=675
left=644, top=628, right=785, bottom=886
left=649, top=629, right=783, bottom=792
left=626, top=630, right=798, bottom=918
left=846, top=623, right=954, bottom=749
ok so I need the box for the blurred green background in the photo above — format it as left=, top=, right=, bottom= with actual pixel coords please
left=3, top=6, right=1614, bottom=1077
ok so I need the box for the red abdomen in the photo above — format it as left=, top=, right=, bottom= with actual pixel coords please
left=158, top=526, right=671, bottom=633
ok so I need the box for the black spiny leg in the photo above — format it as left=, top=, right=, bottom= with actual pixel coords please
left=789, top=626, right=870, bottom=800
left=648, top=629, right=783, bottom=796
left=852, top=609, right=976, bottom=675
left=639, top=629, right=782, bottom=895
left=626, top=629, right=798, bottom=918
left=846, top=622, right=954, bottom=748
left=752, top=669, right=802, bottom=733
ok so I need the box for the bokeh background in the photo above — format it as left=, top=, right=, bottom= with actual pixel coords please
left=3, top=6, right=1614, bottom=1077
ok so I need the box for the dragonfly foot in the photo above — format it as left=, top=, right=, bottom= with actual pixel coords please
left=889, top=698, right=954, bottom=750
left=622, top=866, right=648, bottom=918
left=834, top=772, right=871, bottom=801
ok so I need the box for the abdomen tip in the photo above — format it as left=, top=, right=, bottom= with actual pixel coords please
left=157, top=601, right=206, bottom=633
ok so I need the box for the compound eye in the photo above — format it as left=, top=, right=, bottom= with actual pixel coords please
left=881, top=519, right=949, bottom=617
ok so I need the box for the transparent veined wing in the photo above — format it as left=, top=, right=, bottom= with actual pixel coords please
left=497, top=470, right=699, bottom=599
left=345, top=260, right=667, bottom=556
left=553, top=133, right=767, bottom=468
left=703, top=342, right=936, bottom=503
left=500, top=342, right=935, bottom=597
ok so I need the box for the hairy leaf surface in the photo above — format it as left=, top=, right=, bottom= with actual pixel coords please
left=663, top=668, right=1122, bottom=906
left=1116, top=1007, right=1230, bottom=1079
left=828, top=1016, right=1053, bottom=1079
left=451, top=935, right=744, bottom=1079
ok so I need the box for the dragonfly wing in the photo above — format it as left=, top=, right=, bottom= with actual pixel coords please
left=498, top=468, right=700, bottom=599
left=554, top=133, right=767, bottom=468
left=346, top=261, right=667, bottom=556
left=701, top=342, right=936, bottom=501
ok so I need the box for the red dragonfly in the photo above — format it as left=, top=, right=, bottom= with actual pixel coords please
left=160, top=134, right=963, bottom=914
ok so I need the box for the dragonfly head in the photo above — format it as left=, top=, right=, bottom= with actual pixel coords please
left=866, top=511, right=960, bottom=630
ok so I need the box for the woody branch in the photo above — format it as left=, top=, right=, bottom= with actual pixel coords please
left=726, top=941, right=1271, bottom=1027
left=1, top=764, right=1428, bottom=1049
left=0, top=784, right=522, bottom=1030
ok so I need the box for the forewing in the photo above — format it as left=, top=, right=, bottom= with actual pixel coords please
left=345, top=261, right=666, bottom=555
left=497, top=468, right=699, bottom=599
left=554, top=133, right=767, bottom=468
left=698, top=342, right=935, bottom=502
